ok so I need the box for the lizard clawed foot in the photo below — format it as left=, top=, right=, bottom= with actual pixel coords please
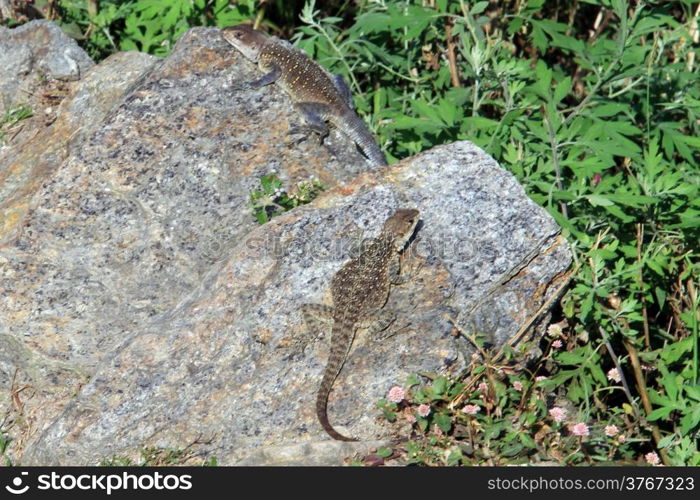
left=372, top=320, right=413, bottom=342
left=229, top=81, right=254, bottom=92
left=358, top=310, right=397, bottom=343
left=286, top=125, right=317, bottom=143
left=287, top=125, right=328, bottom=145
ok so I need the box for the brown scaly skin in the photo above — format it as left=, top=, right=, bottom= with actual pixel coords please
left=221, top=24, right=388, bottom=167
left=305, top=209, right=420, bottom=441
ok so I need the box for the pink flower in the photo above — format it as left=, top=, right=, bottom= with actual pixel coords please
left=512, top=381, right=523, bottom=391
left=478, top=382, right=488, bottom=392
left=461, top=404, right=481, bottom=415
left=551, top=340, right=563, bottom=349
left=387, top=386, right=405, bottom=403
left=433, top=425, right=444, bottom=437
left=645, top=452, right=660, bottom=466
left=549, top=407, right=567, bottom=423
left=570, top=422, right=590, bottom=437
left=417, top=404, right=431, bottom=417
left=607, top=368, right=622, bottom=383
left=618, top=434, right=626, bottom=444
left=605, top=425, right=619, bottom=437
left=535, top=376, right=548, bottom=382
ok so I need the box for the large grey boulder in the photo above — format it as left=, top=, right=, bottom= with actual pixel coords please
left=0, top=22, right=571, bottom=465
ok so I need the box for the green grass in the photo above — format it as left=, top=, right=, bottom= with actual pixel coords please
left=0, top=105, right=33, bottom=145
left=4, top=0, right=699, bottom=465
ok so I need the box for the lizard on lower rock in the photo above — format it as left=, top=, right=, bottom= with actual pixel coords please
left=221, top=24, right=388, bottom=167
left=302, top=208, right=420, bottom=441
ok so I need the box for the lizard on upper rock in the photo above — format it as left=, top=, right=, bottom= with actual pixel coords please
left=221, top=24, right=388, bottom=167
left=302, top=208, right=420, bottom=441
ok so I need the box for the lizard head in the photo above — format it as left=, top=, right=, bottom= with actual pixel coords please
left=222, top=25, right=266, bottom=62
left=383, top=208, right=420, bottom=252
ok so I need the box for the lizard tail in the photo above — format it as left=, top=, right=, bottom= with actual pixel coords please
left=315, top=327, right=358, bottom=442
left=335, top=110, right=388, bottom=168
left=316, top=376, right=358, bottom=442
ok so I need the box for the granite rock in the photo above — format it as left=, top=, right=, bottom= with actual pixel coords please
left=0, top=23, right=571, bottom=465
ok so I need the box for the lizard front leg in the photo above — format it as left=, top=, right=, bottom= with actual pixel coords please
left=389, top=254, right=423, bottom=285
left=362, top=308, right=416, bottom=343
left=250, top=62, right=281, bottom=88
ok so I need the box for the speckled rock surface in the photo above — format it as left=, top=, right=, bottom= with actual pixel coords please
left=0, top=19, right=94, bottom=102
left=17, top=140, right=570, bottom=466
left=1, top=23, right=571, bottom=466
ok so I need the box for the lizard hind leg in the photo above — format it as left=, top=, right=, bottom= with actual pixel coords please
left=293, top=102, right=331, bottom=144
left=295, top=303, right=334, bottom=354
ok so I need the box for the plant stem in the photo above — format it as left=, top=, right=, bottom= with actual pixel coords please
left=622, top=338, right=671, bottom=466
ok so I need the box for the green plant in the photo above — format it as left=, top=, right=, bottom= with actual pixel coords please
left=0, top=104, right=33, bottom=144
left=121, top=0, right=255, bottom=55
left=248, top=174, right=325, bottom=224
left=49, top=0, right=256, bottom=59
left=377, top=354, right=655, bottom=466
left=0, top=427, right=11, bottom=466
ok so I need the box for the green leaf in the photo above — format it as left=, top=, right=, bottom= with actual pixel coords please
left=434, top=413, right=452, bottom=433
left=605, top=193, right=659, bottom=207
left=391, top=116, right=438, bottom=132
left=590, top=102, right=629, bottom=118
left=355, top=13, right=393, bottom=34
left=657, top=435, right=674, bottom=449
left=684, top=385, right=700, bottom=402
left=660, top=338, right=693, bottom=364
left=471, top=2, right=490, bottom=15
left=405, top=375, right=421, bottom=387
left=417, top=417, right=428, bottom=432
left=586, top=195, right=615, bottom=207
left=432, top=376, right=448, bottom=396
left=446, top=447, right=464, bottom=466
left=553, top=77, right=572, bottom=104
left=680, top=405, right=700, bottom=435
left=437, top=98, right=460, bottom=126
left=500, top=441, right=524, bottom=457
left=462, top=116, right=499, bottom=130
left=647, top=406, right=677, bottom=421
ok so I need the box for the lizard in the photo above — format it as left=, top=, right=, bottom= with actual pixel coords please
left=221, top=24, right=388, bottom=168
left=302, top=208, right=420, bottom=441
